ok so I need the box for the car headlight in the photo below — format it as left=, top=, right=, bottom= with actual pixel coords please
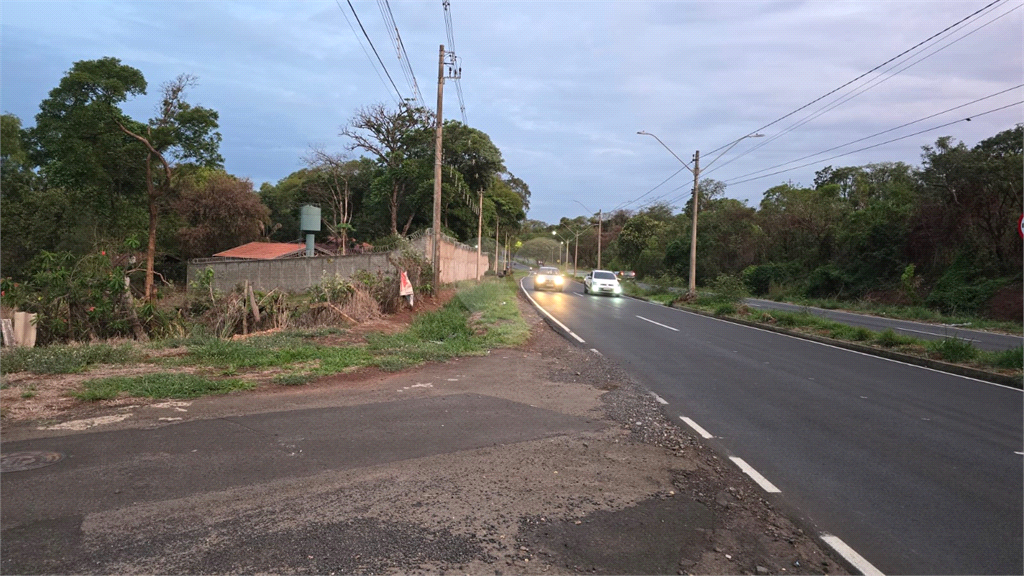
left=554, top=276, right=564, bottom=284
left=613, top=285, right=622, bottom=293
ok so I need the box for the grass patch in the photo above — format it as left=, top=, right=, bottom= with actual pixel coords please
left=0, top=343, right=140, bottom=374
left=713, top=303, right=735, bottom=316
left=925, top=338, right=979, bottom=363
left=978, top=346, right=1022, bottom=371
left=874, top=329, right=916, bottom=348
left=74, top=372, right=253, bottom=401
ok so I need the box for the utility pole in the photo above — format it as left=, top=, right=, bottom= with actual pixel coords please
left=431, top=44, right=461, bottom=293
left=494, top=214, right=500, bottom=273
left=597, top=208, right=602, bottom=269
left=688, top=150, right=700, bottom=296
left=476, top=190, right=483, bottom=281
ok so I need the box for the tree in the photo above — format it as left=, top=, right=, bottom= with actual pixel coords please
left=341, top=102, right=430, bottom=236
left=32, top=58, right=222, bottom=299
left=302, top=147, right=367, bottom=254
left=174, top=170, right=269, bottom=260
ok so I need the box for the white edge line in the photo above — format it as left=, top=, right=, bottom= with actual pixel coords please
left=729, top=456, right=781, bottom=493
left=679, top=416, right=714, bottom=439
left=590, top=348, right=602, bottom=356
left=820, top=533, right=885, bottom=576
left=636, top=315, right=680, bottom=332
left=651, top=392, right=668, bottom=405
left=520, top=280, right=585, bottom=343
left=664, top=306, right=1022, bottom=392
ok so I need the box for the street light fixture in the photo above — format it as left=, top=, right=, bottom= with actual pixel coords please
left=636, top=131, right=763, bottom=296
left=551, top=230, right=570, bottom=268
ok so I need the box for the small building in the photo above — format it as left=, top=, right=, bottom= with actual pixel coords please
left=212, top=242, right=334, bottom=260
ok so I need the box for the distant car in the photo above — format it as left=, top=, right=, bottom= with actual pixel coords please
left=533, top=266, right=565, bottom=291
left=584, top=270, right=622, bottom=296
left=617, top=270, right=636, bottom=280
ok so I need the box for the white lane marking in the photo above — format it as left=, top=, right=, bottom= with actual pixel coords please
left=1015, top=451, right=1024, bottom=455
left=679, top=416, right=714, bottom=439
left=894, top=326, right=978, bottom=342
left=820, top=533, right=885, bottom=576
left=729, top=457, right=781, bottom=493
left=636, top=315, right=679, bottom=332
left=520, top=280, right=585, bottom=343
left=590, top=348, right=603, bottom=356
left=664, top=306, right=1023, bottom=392
left=651, top=393, right=668, bottom=405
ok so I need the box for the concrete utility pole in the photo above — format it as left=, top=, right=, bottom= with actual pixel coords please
left=597, top=208, right=602, bottom=269
left=432, top=44, right=445, bottom=293
left=476, top=190, right=483, bottom=281
left=431, top=44, right=462, bottom=292
left=494, top=214, right=500, bottom=273
left=637, top=131, right=762, bottom=296
left=688, top=150, right=700, bottom=296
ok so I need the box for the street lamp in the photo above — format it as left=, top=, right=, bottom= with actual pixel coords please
left=551, top=230, right=570, bottom=269
left=637, top=130, right=763, bottom=296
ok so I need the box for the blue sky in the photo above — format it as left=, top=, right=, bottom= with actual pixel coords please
left=2, top=1, right=1021, bottom=225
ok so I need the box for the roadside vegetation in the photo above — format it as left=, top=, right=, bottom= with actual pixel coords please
left=620, top=274, right=1021, bottom=379
left=1, top=279, right=528, bottom=405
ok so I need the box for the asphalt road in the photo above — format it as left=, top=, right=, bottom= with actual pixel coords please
left=743, top=298, right=1023, bottom=352
left=524, top=277, right=1024, bottom=575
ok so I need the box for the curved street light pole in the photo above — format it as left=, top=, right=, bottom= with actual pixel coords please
left=573, top=199, right=603, bottom=270
left=637, top=131, right=762, bottom=296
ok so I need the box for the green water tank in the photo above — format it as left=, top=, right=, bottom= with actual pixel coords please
left=300, top=204, right=321, bottom=232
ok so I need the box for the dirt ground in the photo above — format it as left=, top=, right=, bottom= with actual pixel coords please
left=0, top=288, right=848, bottom=575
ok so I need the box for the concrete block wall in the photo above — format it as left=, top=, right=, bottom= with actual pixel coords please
left=187, top=235, right=491, bottom=294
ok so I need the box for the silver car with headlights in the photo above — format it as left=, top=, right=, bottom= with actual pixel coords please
left=533, top=267, right=566, bottom=291
left=583, top=270, right=622, bottom=296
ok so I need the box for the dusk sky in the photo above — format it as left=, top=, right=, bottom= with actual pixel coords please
left=2, top=1, right=1021, bottom=225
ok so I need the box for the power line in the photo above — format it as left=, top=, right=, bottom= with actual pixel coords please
left=722, top=84, right=1024, bottom=183
left=706, top=1, right=1020, bottom=176
left=613, top=166, right=687, bottom=212
left=723, top=101, right=1022, bottom=186
left=343, top=0, right=405, bottom=104
left=704, top=0, right=1008, bottom=157
left=378, top=0, right=425, bottom=108
left=335, top=0, right=400, bottom=106
left=443, top=0, right=469, bottom=124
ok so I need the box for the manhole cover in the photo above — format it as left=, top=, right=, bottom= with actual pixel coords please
left=1, top=451, right=65, bottom=472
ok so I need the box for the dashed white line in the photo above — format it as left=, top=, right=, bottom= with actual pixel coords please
left=650, top=393, right=668, bottom=405
left=636, top=315, right=679, bottom=332
left=821, top=533, right=885, bottom=576
left=729, top=457, right=781, bottom=493
left=679, top=416, right=714, bottom=439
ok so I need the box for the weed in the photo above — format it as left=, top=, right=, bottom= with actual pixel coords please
left=713, top=303, right=736, bottom=316
left=74, top=373, right=253, bottom=401
left=274, top=373, right=315, bottom=386
left=875, top=329, right=915, bottom=348
left=925, top=338, right=978, bottom=363
left=978, top=347, right=1023, bottom=371
left=0, top=344, right=140, bottom=374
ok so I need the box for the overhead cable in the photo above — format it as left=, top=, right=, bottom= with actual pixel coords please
left=723, top=101, right=1023, bottom=186
left=704, top=0, right=1008, bottom=157
left=343, top=0, right=405, bottom=104
left=378, top=0, right=425, bottom=108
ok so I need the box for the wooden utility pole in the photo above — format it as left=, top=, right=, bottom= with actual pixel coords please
left=476, top=190, right=483, bottom=281
left=688, top=150, right=700, bottom=296
left=432, top=44, right=445, bottom=293
left=494, top=214, right=500, bottom=273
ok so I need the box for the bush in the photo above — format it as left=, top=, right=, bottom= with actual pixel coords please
left=804, top=264, right=849, bottom=298
left=925, top=254, right=1007, bottom=316
left=308, top=273, right=355, bottom=304
left=713, top=303, right=735, bottom=316
left=742, top=263, right=798, bottom=297
left=700, top=274, right=748, bottom=305
left=980, top=346, right=1022, bottom=371
left=875, top=329, right=914, bottom=348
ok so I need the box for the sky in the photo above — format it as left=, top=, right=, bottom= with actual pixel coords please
left=2, top=1, right=1021, bottom=226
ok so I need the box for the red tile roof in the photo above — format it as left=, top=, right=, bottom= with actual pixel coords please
left=213, top=242, right=306, bottom=260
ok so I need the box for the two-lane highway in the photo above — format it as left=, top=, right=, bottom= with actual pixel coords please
left=523, top=276, right=1023, bottom=575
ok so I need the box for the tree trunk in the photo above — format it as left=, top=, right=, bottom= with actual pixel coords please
left=144, top=154, right=158, bottom=301
left=390, top=181, right=399, bottom=236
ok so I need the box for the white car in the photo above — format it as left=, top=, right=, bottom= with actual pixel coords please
left=533, top=266, right=565, bottom=291
left=583, top=270, right=622, bottom=297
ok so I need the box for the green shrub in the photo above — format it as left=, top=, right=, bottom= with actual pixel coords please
left=308, top=273, right=355, bottom=304
left=925, top=338, right=978, bottom=363
left=713, top=303, right=735, bottom=316
left=804, top=264, right=849, bottom=298
left=925, top=255, right=1007, bottom=316
left=699, top=274, right=747, bottom=306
